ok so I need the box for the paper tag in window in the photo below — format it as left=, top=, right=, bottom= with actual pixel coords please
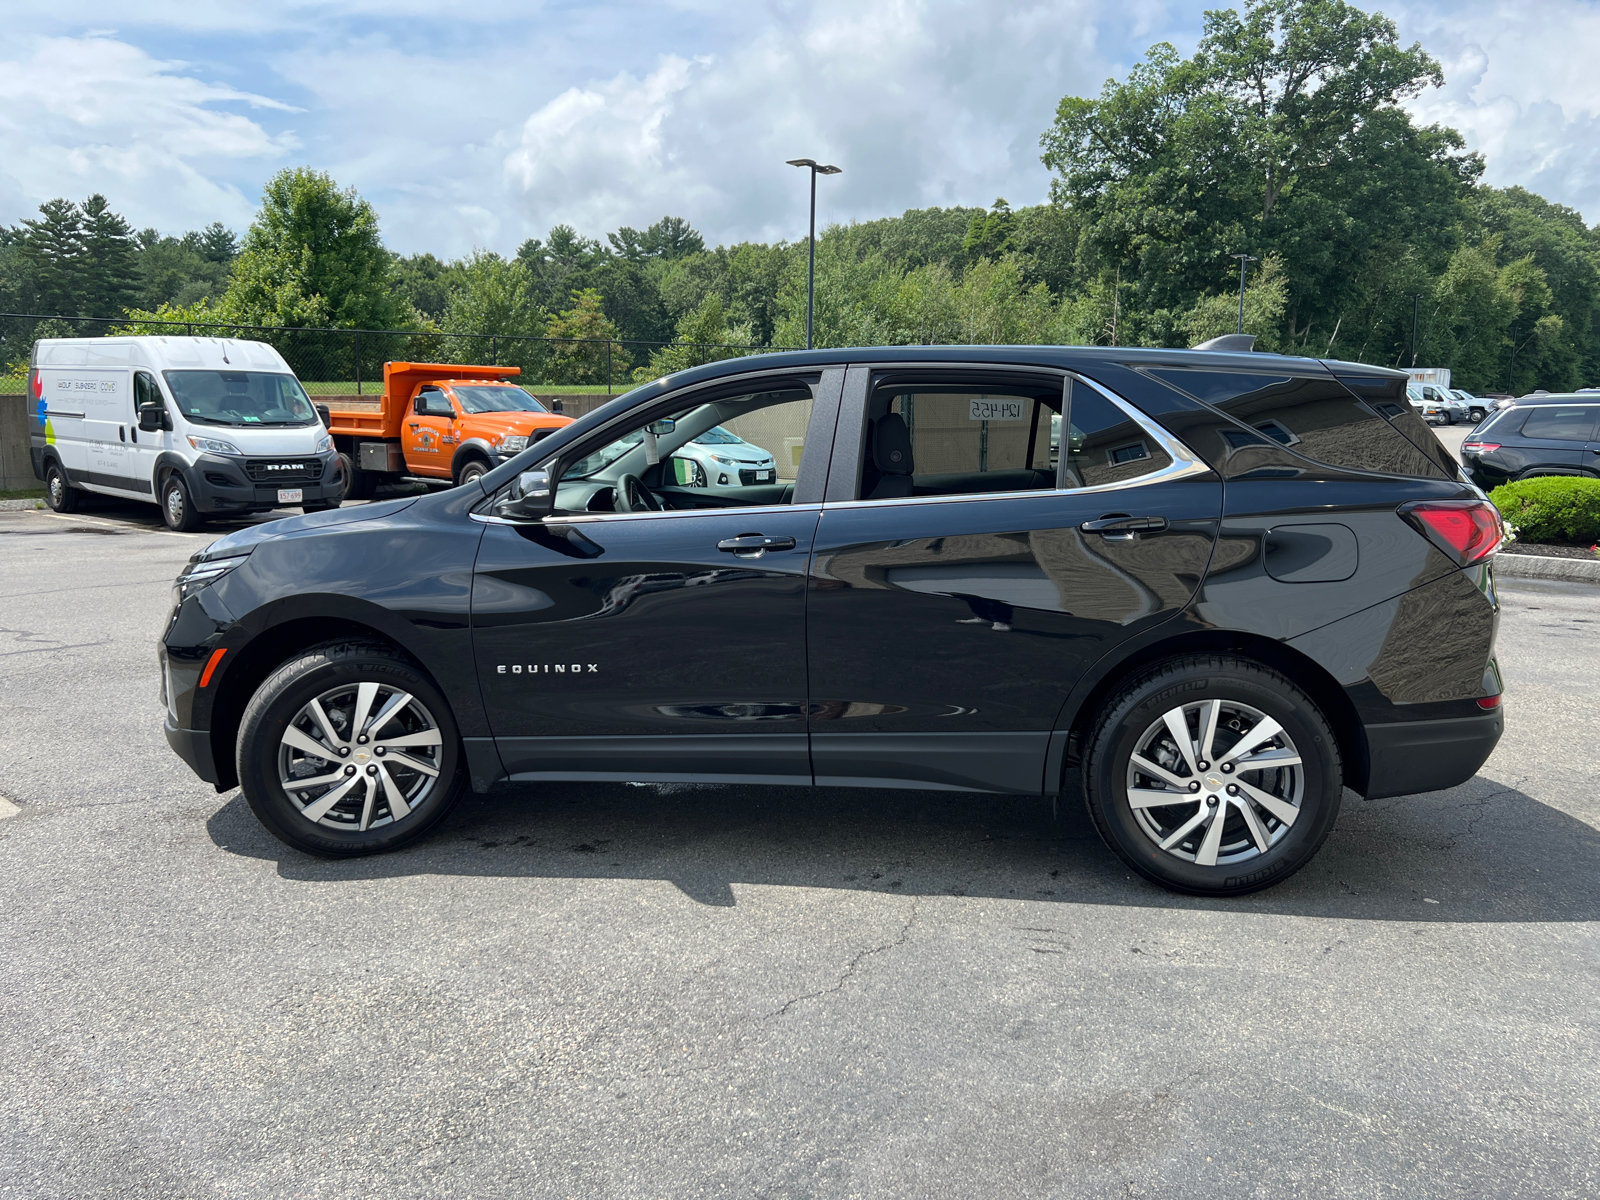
left=969, top=398, right=1025, bottom=421
left=643, top=431, right=660, bottom=465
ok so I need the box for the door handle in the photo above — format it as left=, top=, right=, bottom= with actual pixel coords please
left=717, top=534, right=797, bottom=556
left=1081, top=514, right=1167, bottom=536
left=408, top=423, right=419, bottom=430
left=118, top=425, right=125, bottom=442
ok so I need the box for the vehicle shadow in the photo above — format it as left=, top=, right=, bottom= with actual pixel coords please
left=207, top=770, right=1600, bottom=922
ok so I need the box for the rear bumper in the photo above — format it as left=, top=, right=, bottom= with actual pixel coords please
left=1363, top=708, right=1504, bottom=799
left=164, top=715, right=221, bottom=787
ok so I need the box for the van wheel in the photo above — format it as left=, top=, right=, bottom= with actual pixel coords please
left=44, top=461, right=80, bottom=513
left=1083, top=655, right=1342, bottom=897
left=160, top=473, right=205, bottom=531
left=455, top=459, right=489, bottom=488
left=236, top=641, right=466, bottom=857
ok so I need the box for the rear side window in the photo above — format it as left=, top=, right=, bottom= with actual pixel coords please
left=1520, top=406, right=1598, bottom=442
left=1148, top=369, right=1448, bottom=478
left=1062, top=383, right=1174, bottom=488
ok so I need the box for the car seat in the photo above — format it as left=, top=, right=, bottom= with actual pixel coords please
left=865, top=412, right=915, bottom=500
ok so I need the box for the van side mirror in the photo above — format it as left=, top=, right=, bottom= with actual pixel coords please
left=316, top=404, right=331, bottom=427
left=138, top=402, right=164, bottom=433
left=495, top=469, right=553, bottom=522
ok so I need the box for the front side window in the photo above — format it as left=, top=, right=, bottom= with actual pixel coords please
left=554, top=385, right=815, bottom=513
left=1520, top=406, right=1597, bottom=442
left=453, top=385, right=546, bottom=414
left=163, top=371, right=316, bottom=427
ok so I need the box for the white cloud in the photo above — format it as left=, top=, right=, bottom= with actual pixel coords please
left=0, top=34, right=298, bottom=233
left=1396, top=0, right=1600, bottom=219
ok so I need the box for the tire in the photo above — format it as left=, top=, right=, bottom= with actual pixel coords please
left=160, top=472, right=205, bottom=531
left=236, top=641, right=466, bottom=857
left=455, top=458, right=489, bottom=488
left=44, top=460, right=80, bottom=513
left=1470, top=407, right=1486, bottom=423
left=339, top=452, right=379, bottom=500
left=1083, top=654, right=1342, bottom=896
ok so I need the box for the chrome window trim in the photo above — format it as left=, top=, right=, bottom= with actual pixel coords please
left=471, top=502, right=823, bottom=528
left=829, top=369, right=1210, bottom=510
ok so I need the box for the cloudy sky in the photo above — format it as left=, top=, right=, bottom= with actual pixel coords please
left=3, top=0, right=1598, bottom=256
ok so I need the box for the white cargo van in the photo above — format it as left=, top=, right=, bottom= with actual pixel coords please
left=28, top=336, right=342, bottom=530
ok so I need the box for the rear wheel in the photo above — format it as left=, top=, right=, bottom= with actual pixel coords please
left=160, top=472, right=205, bottom=531
left=44, top=461, right=79, bottom=513
left=1083, top=655, right=1342, bottom=896
left=236, top=642, right=466, bottom=856
left=338, top=452, right=379, bottom=500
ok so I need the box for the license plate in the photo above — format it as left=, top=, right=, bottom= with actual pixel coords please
left=278, top=488, right=303, bottom=503
left=756, top=471, right=771, bottom=481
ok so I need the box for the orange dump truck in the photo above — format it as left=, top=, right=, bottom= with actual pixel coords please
left=324, top=362, right=573, bottom=498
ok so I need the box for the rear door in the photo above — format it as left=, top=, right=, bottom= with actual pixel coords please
left=806, top=364, right=1221, bottom=795
left=1507, top=405, right=1593, bottom=477
left=55, top=365, right=142, bottom=495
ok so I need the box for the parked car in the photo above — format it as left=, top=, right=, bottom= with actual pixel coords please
left=1460, top=393, right=1600, bottom=489
left=28, top=336, right=340, bottom=530
left=1407, top=383, right=1456, bottom=425
left=160, top=345, right=1503, bottom=897
left=667, top=424, right=780, bottom=493
left=1451, top=390, right=1490, bottom=424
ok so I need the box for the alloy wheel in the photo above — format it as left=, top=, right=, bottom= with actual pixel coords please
left=278, top=681, right=444, bottom=830
left=1124, top=698, right=1303, bottom=866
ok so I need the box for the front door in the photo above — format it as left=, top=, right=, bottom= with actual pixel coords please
left=472, top=374, right=840, bottom=784
left=127, top=370, right=168, bottom=496
left=807, top=365, right=1222, bottom=794
left=404, top=386, right=456, bottom=478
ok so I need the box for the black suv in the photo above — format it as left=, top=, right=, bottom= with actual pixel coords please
left=161, top=347, right=1505, bottom=896
left=1461, top=393, right=1600, bottom=490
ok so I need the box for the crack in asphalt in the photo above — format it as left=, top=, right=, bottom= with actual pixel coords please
left=768, top=896, right=921, bottom=1018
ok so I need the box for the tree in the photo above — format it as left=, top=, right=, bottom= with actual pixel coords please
left=635, top=295, right=754, bottom=381
left=440, top=251, right=546, bottom=373
left=21, top=199, right=86, bottom=316
left=79, top=194, right=140, bottom=318
left=961, top=199, right=1017, bottom=264
left=224, top=168, right=405, bottom=329
left=544, top=289, right=624, bottom=384
left=608, top=216, right=704, bottom=262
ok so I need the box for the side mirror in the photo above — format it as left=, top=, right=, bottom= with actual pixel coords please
left=550, top=398, right=564, bottom=414
left=316, top=404, right=331, bottom=427
left=138, top=402, right=163, bottom=433
left=646, top=418, right=676, bottom=435
left=495, top=468, right=553, bottom=523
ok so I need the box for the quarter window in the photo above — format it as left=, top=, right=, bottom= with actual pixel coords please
left=1520, top=406, right=1597, bottom=442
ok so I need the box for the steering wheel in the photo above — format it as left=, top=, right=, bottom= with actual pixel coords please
left=614, top=473, right=662, bottom=513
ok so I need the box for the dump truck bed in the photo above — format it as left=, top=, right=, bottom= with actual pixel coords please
left=323, top=362, right=522, bottom=440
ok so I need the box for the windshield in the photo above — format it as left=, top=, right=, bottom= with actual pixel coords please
left=692, top=425, right=743, bottom=445
left=164, top=371, right=316, bottom=427
left=453, top=385, right=546, bottom=415
left=566, top=430, right=645, bottom=478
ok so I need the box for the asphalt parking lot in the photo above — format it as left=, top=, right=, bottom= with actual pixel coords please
left=1, top=493, right=1597, bottom=1199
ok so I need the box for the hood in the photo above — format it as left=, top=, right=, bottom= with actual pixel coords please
left=182, top=424, right=328, bottom=454
left=467, top=413, right=571, bottom=438
left=198, top=496, right=421, bottom=560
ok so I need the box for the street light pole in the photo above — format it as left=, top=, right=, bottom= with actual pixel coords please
left=1231, top=253, right=1258, bottom=334
left=786, top=158, right=841, bottom=350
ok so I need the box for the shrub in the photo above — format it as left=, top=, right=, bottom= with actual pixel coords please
left=1488, top=476, right=1600, bottom=544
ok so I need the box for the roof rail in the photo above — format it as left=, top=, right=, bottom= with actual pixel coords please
left=1193, top=333, right=1257, bottom=352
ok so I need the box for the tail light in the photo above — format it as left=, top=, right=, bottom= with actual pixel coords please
left=1460, top=440, right=1499, bottom=454
left=1398, top=499, right=1504, bottom=566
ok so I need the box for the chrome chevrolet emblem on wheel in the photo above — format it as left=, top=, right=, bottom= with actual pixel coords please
left=278, top=682, right=443, bottom=831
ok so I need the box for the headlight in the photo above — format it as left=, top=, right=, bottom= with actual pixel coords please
left=172, top=553, right=249, bottom=605
left=711, top=454, right=738, bottom=466
left=315, top=433, right=333, bottom=454
left=188, top=435, right=241, bottom=455
left=498, top=434, right=529, bottom=453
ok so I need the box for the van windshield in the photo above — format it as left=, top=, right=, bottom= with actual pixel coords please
left=453, top=385, right=546, bottom=414
left=163, top=371, right=317, bottom=427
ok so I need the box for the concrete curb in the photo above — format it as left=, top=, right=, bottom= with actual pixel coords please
left=1496, top=552, right=1600, bottom=583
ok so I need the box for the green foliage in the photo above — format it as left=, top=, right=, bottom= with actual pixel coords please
left=20, top=198, right=86, bottom=315
left=1180, top=254, right=1291, bottom=349
left=1488, top=476, right=1600, bottom=544
left=439, top=251, right=545, bottom=373
left=634, top=295, right=755, bottom=381
left=225, top=167, right=406, bottom=330
left=544, top=289, right=625, bottom=384
left=391, top=252, right=460, bottom=322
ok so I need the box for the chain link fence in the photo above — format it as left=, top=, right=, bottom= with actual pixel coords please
left=0, top=312, right=795, bottom=396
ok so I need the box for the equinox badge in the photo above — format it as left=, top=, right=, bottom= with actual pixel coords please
left=498, top=664, right=599, bottom=674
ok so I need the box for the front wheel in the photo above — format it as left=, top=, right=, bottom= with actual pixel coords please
left=455, top=459, right=489, bottom=488
left=236, top=641, right=466, bottom=857
left=44, top=461, right=80, bottom=513
left=1083, top=655, right=1342, bottom=896
left=160, top=473, right=205, bottom=531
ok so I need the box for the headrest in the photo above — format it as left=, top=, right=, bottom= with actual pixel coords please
left=872, top=412, right=914, bottom=475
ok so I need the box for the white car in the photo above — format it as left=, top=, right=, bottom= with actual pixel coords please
left=1450, top=389, right=1490, bottom=423
left=668, top=425, right=779, bottom=492
left=1407, top=384, right=1455, bottom=425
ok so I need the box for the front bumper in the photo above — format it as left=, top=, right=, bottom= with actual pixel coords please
left=187, top=451, right=343, bottom=514
left=1363, top=708, right=1504, bottom=799
left=165, top=714, right=221, bottom=786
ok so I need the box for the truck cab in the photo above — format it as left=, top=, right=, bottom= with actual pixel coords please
left=327, top=363, right=573, bottom=498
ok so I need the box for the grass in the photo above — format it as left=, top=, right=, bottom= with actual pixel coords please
left=0, top=378, right=628, bottom=397
left=0, top=488, right=45, bottom=500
